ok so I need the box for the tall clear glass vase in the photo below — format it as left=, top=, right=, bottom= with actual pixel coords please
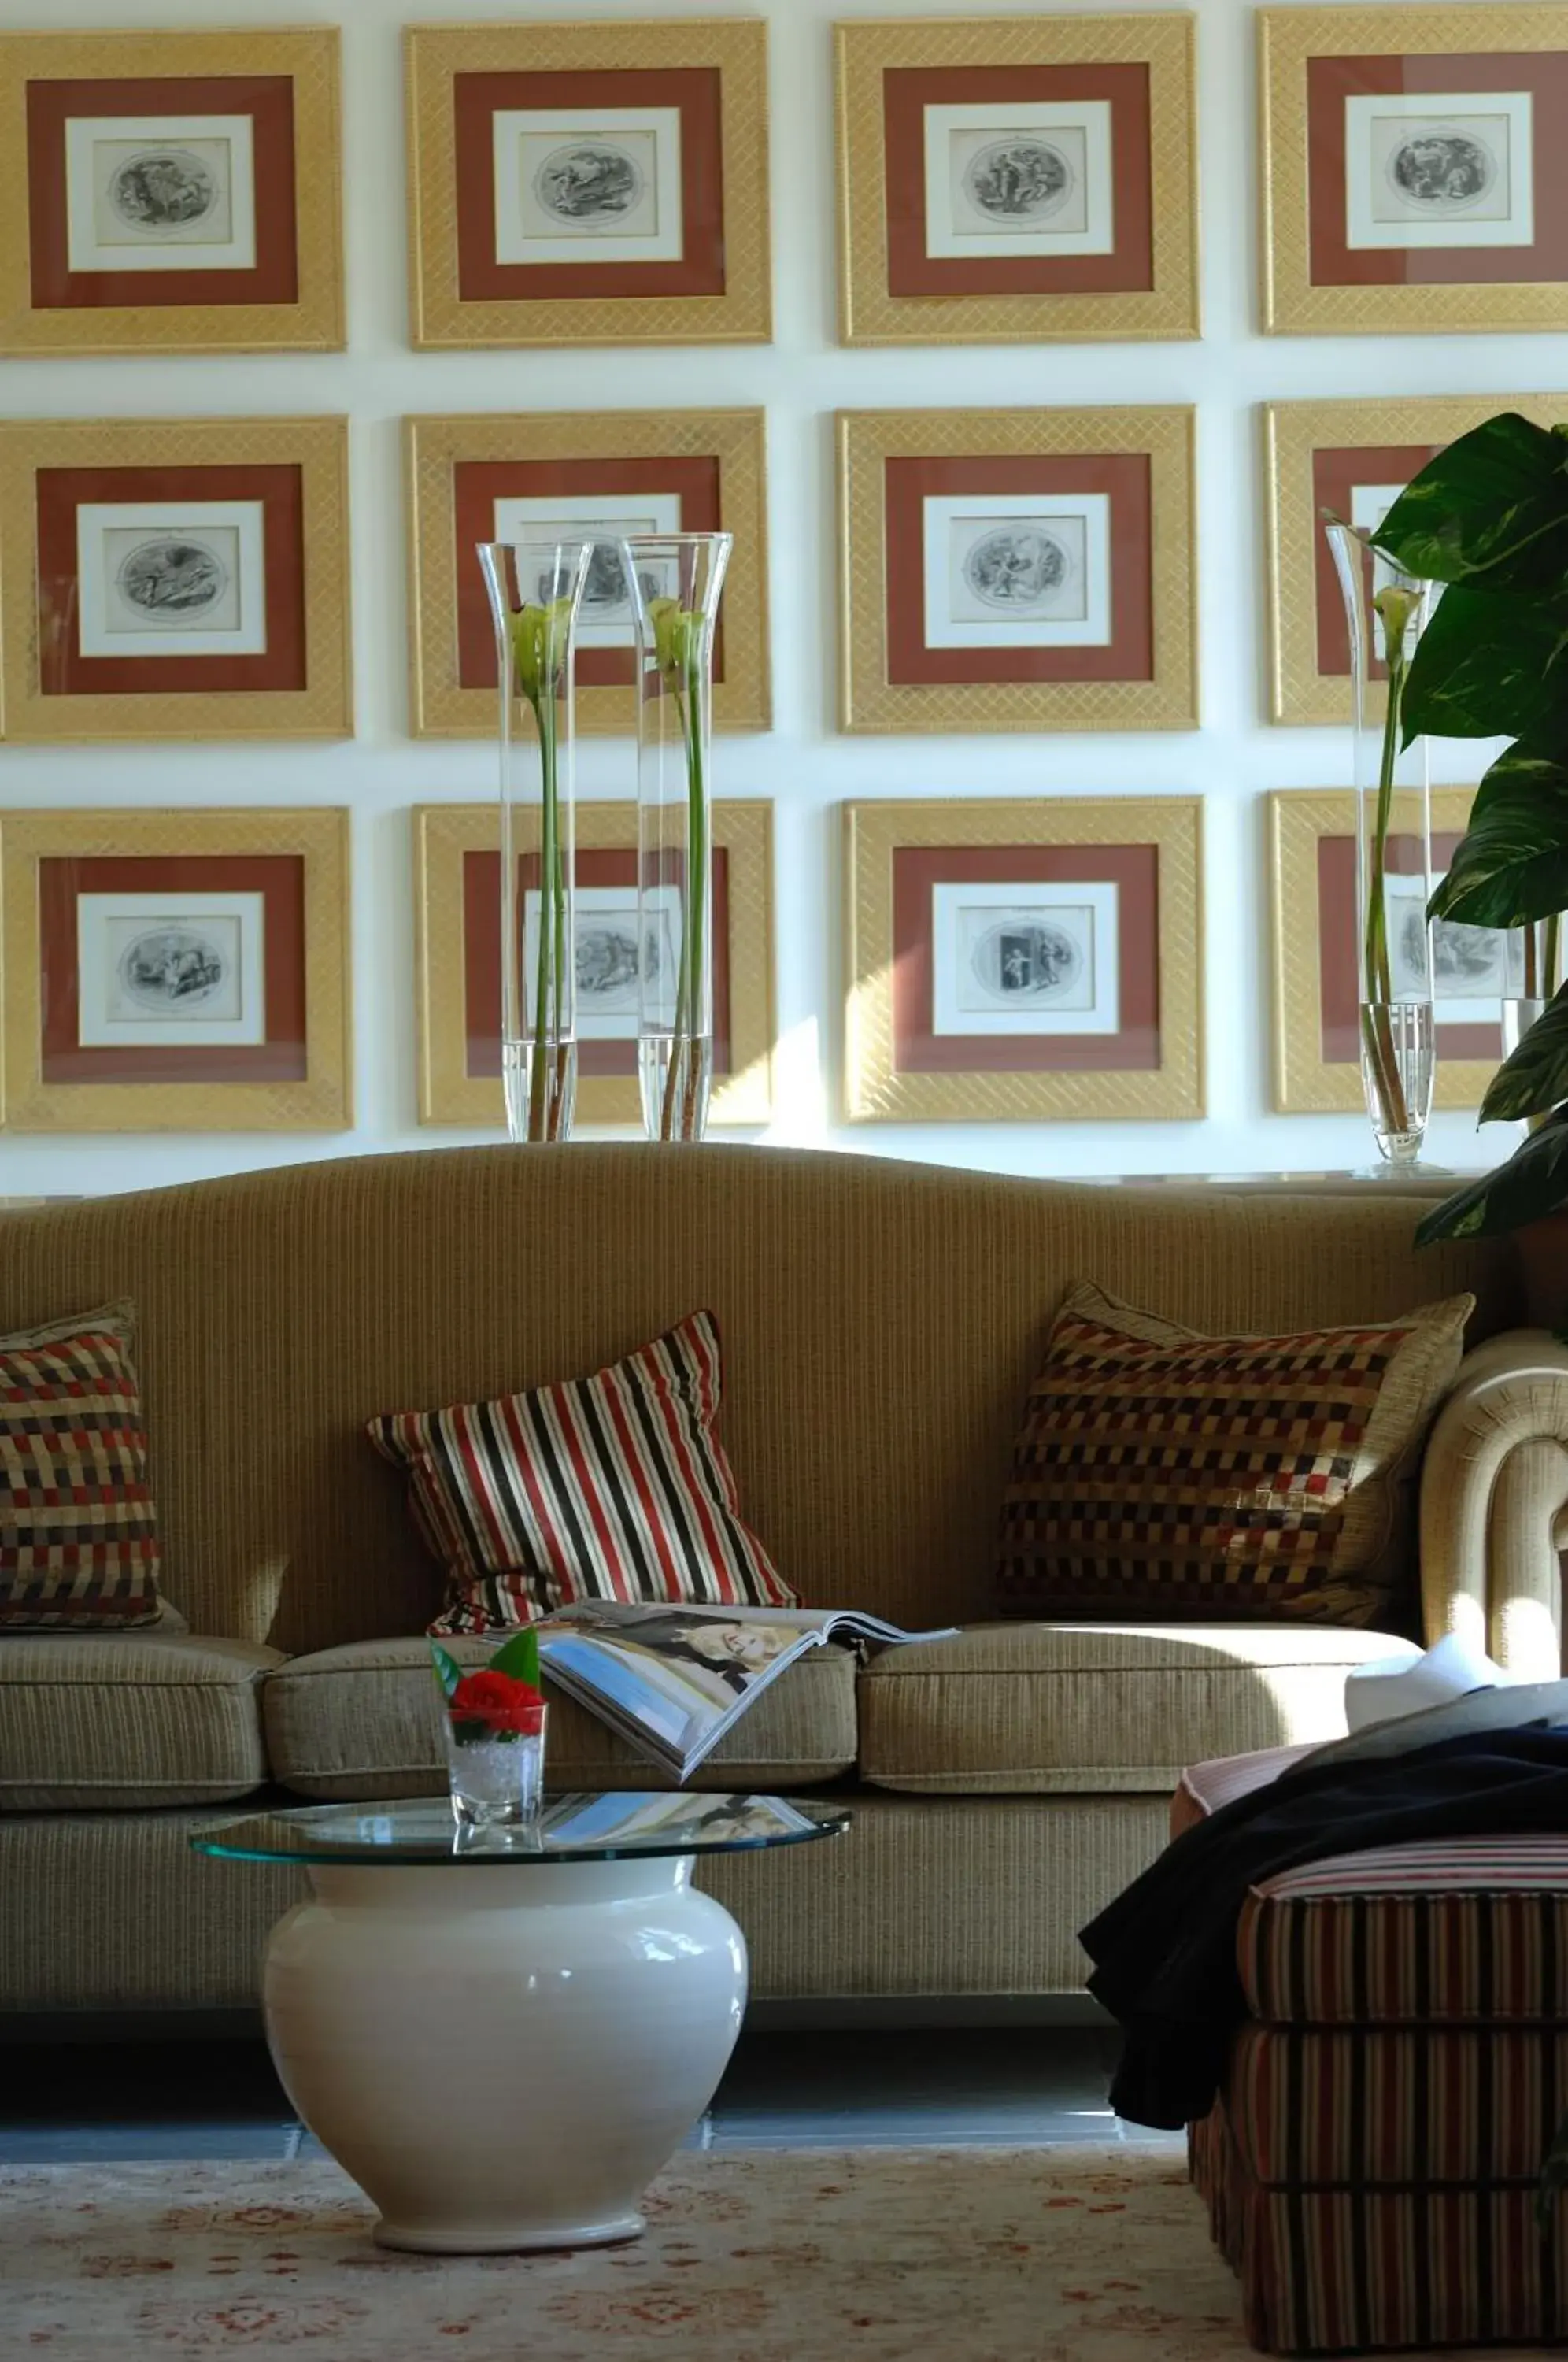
left=1326, top=522, right=1437, bottom=1169
left=478, top=540, right=590, bottom=1143
left=623, top=531, right=733, bottom=1143
left=1503, top=918, right=1560, bottom=1057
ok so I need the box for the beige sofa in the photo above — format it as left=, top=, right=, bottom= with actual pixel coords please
left=0, top=1145, right=1548, bottom=2020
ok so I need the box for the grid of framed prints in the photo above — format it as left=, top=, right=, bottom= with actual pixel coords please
left=1263, top=391, right=1565, bottom=726
left=413, top=801, right=775, bottom=1129
left=0, top=416, right=353, bottom=743
left=838, top=406, right=1196, bottom=735
left=0, top=28, right=343, bottom=357
left=405, top=408, right=770, bottom=738
left=1267, top=787, right=1518, bottom=1116
left=405, top=18, right=771, bottom=350
left=1260, top=5, right=1568, bottom=335
left=0, top=807, right=353, bottom=1132
left=841, top=796, right=1204, bottom=1124
left=835, top=13, right=1199, bottom=345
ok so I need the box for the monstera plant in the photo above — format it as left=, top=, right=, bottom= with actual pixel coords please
left=1367, top=413, right=1568, bottom=1246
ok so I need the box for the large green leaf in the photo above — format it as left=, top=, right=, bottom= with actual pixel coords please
left=1429, top=750, right=1568, bottom=928
left=1374, top=413, right=1568, bottom=594
left=489, top=1627, right=542, bottom=1687
left=1400, top=587, right=1568, bottom=744
left=1416, top=1109, right=1568, bottom=1246
left=431, top=1642, right=464, bottom=1702
left=1479, top=983, right=1568, bottom=1122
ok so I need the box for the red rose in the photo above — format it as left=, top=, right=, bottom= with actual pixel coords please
left=449, top=1669, right=545, bottom=1737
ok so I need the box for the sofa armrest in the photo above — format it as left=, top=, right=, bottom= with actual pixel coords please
left=1419, top=1328, right=1568, bottom=1678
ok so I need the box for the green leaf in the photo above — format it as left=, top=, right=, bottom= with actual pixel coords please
left=1374, top=413, right=1568, bottom=594
left=1428, top=750, right=1568, bottom=928
left=1480, top=987, right=1568, bottom=1123
left=488, top=1627, right=542, bottom=1688
left=430, top=1643, right=464, bottom=1702
left=1400, top=588, right=1568, bottom=745
left=1416, top=1109, right=1568, bottom=1246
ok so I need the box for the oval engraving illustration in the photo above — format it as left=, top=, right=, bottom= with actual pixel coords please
left=534, top=143, right=645, bottom=228
left=1386, top=129, right=1496, bottom=213
left=116, top=927, right=228, bottom=1013
left=963, top=527, right=1071, bottom=613
left=108, top=148, right=219, bottom=234
left=963, top=138, right=1074, bottom=223
left=116, top=538, right=229, bottom=623
left=971, top=919, right=1083, bottom=1003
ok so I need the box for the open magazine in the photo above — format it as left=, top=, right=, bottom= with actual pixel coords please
left=535, top=1602, right=955, bottom=1783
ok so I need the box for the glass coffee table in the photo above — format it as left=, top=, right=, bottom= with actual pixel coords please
left=192, top=1792, right=849, bottom=2255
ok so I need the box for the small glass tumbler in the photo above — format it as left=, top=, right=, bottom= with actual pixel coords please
left=443, top=1709, right=548, bottom=1836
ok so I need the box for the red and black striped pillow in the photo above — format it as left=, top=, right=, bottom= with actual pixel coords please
left=367, top=1310, right=797, bottom=1634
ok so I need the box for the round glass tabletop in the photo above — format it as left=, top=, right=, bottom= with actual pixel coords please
left=191, top=1792, right=851, bottom=1868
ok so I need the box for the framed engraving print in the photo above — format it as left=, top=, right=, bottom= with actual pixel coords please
left=0, top=807, right=352, bottom=1132
left=1260, top=6, right=1568, bottom=334
left=842, top=796, right=1203, bottom=1122
left=838, top=407, right=1196, bottom=735
left=835, top=13, right=1198, bottom=344
left=1267, top=787, right=1512, bottom=1114
left=405, top=19, right=770, bottom=348
left=413, top=801, right=775, bottom=1127
left=405, top=409, right=769, bottom=736
left=0, top=28, right=342, bottom=357
left=0, top=416, right=353, bottom=743
left=1263, top=393, right=1564, bottom=725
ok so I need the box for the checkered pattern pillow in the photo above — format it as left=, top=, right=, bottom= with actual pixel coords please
left=997, top=1282, right=1474, bottom=1625
left=367, top=1310, right=797, bottom=1634
left=0, top=1302, right=164, bottom=1629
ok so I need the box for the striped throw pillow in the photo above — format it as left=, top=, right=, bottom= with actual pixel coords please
left=367, top=1311, right=797, bottom=1633
left=997, top=1281, right=1474, bottom=1626
left=0, top=1303, right=164, bottom=1630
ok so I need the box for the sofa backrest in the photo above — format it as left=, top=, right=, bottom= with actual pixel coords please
left=0, top=1146, right=1520, bottom=1652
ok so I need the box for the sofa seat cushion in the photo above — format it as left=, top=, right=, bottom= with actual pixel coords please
left=0, top=1635, right=281, bottom=1811
left=264, top=1635, right=858, bottom=1801
left=856, top=1622, right=1418, bottom=1794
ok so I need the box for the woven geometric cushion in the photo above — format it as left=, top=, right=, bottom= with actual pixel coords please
left=0, top=1301, right=163, bottom=1630
left=997, top=1281, right=1473, bottom=1625
left=366, top=1309, right=798, bottom=1634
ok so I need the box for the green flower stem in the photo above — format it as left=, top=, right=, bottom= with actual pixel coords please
left=660, top=653, right=708, bottom=1141
left=1361, top=613, right=1415, bottom=1144
left=1547, top=913, right=1562, bottom=1001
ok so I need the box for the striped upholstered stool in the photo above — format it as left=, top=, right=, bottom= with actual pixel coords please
left=1178, top=1744, right=1568, bottom=2355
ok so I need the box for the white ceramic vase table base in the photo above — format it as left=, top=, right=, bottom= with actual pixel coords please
left=263, top=1857, right=747, bottom=2253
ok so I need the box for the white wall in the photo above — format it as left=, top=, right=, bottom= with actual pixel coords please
left=0, top=0, right=1541, bottom=1198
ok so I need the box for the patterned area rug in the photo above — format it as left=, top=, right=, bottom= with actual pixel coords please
left=0, top=2145, right=1555, bottom=2360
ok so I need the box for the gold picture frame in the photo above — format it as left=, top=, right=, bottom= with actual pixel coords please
left=1263, top=393, right=1566, bottom=726
left=843, top=794, right=1204, bottom=1122
left=838, top=405, right=1197, bottom=735
left=413, top=799, right=776, bottom=1128
left=405, top=18, right=771, bottom=350
left=835, top=13, right=1200, bottom=346
left=0, top=806, right=353, bottom=1133
left=1267, top=786, right=1503, bottom=1114
left=0, top=28, right=344, bottom=357
left=405, top=407, right=771, bottom=738
left=1260, top=5, right=1568, bottom=335
left=0, top=415, right=353, bottom=743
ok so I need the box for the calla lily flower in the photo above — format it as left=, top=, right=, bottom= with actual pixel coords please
left=509, top=597, right=575, bottom=705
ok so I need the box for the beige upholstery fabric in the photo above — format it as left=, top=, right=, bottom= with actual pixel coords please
left=0, top=1791, right=1169, bottom=2011
left=1419, top=1329, right=1568, bottom=1679
left=263, top=1636, right=858, bottom=1801
left=0, top=1151, right=1516, bottom=1654
left=857, top=1622, right=1418, bottom=1794
left=0, top=1809, right=302, bottom=2011
left=0, top=1635, right=279, bottom=1811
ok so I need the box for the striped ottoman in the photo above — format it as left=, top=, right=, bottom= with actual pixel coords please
left=1178, top=1744, right=1568, bottom=2355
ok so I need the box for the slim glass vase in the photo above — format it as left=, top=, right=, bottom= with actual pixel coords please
left=623, top=532, right=733, bottom=1142
left=478, top=539, right=590, bottom=1143
left=1326, top=522, right=1437, bottom=1168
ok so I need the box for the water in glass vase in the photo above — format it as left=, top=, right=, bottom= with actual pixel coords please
left=638, top=1035, right=713, bottom=1143
left=1360, top=999, right=1434, bottom=1164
